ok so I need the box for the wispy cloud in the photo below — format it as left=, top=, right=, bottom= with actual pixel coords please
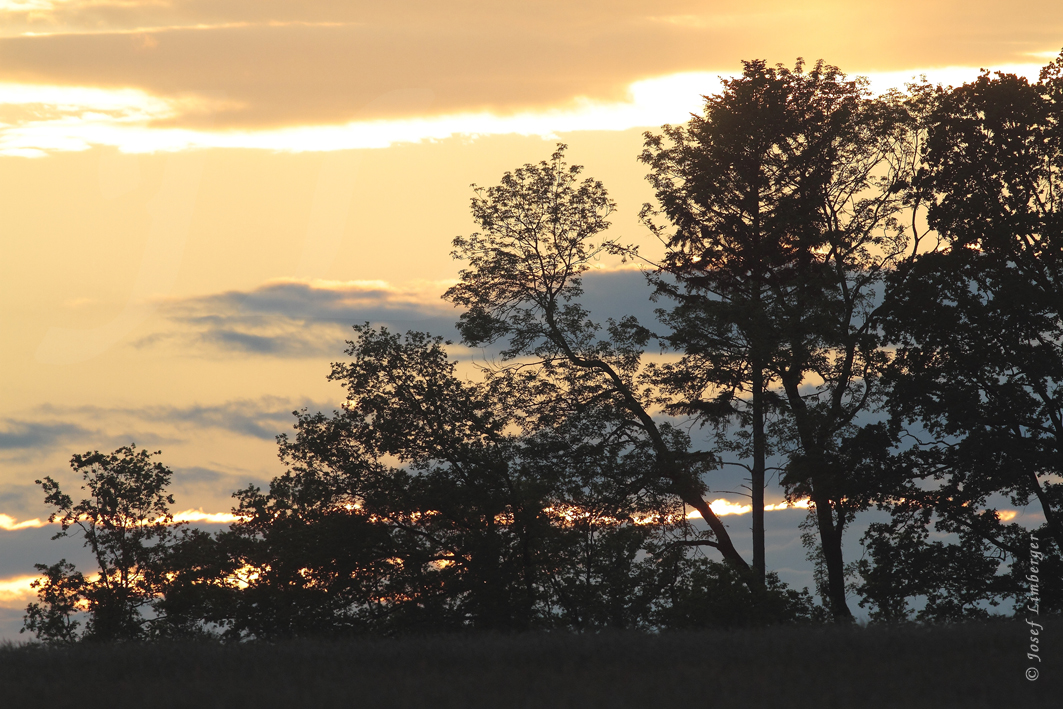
left=138, top=399, right=311, bottom=441
left=143, top=278, right=461, bottom=357
left=0, top=420, right=95, bottom=451
left=0, top=0, right=175, bottom=20
left=34, top=396, right=327, bottom=441
left=0, top=574, right=39, bottom=608
left=0, top=0, right=63, bottom=12
left=135, top=270, right=669, bottom=359
left=0, top=81, right=230, bottom=157
left=0, top=72, right=720, bottom=156
left=0, top=514, right=48, bottom=531
left=174, top=278, right=457, bottom=322
left=0, top=396, right=324, bottom=481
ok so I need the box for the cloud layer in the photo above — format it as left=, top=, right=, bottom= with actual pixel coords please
left=143, top=269, right=663, bottom=358
left=148, top=278, right=462, bottom=357
left=0, top=1, right=1059, bottom=154
left=0, top=396, right=327, bottom=478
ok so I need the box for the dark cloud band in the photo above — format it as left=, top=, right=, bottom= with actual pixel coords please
left=146, top=270, right=661, bottom=358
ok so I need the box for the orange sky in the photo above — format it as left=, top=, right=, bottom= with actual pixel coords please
left=0, top=2, right=1060, bottom=624
left=0, top=1, right=1060, bottom=130
left=0, top=1, right=1060, bottom=153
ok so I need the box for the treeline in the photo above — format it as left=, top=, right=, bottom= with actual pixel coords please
left=24, top=56, right=1063, bottom=642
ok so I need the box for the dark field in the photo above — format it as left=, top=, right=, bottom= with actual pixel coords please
left=2, top=621, right=1059, bottom=708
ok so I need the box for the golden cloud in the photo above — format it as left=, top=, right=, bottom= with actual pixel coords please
left=0, top=0, right=1058, bottom=134
left=2, top=62, right=1051, bottom=157
left=685, top=498, right=812, bottom=519
left=0, top=513, right=48, bottom=531
left=0, top=574, right=39, bottom=608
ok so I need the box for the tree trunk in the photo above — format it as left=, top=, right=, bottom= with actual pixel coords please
left=782, top=371, right=854, bottom=622
left=813, top=489, right=854, bottom=622
left=751, top=359, right=766, bottom=583
left=551, top=329, right=751, bottom=573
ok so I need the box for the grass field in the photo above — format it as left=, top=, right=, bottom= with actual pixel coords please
left=2, top=620, right=1058, bottom=708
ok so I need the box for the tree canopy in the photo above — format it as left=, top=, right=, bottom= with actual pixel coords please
left=640, top=59, right=921, bottom=619
left=25, top=446, right=183, bottom=642
left=23, top=54, right=1063, bottom=641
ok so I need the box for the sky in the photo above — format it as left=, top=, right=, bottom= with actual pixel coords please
left=1, top=0, right=1060, bottom=637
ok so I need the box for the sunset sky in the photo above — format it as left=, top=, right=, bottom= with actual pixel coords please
left=1, top=0, right=1059, bottom=636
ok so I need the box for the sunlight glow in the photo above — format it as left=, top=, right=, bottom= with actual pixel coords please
left=0, top=0, right=49, bottom=10
left=0, top=501, right=1027, bottom=606
left=862, top=64, right=1046, bottom=96
left=766, top=499, right=812, bottom=512
left=0, top=0, right=156, bottom=12
left=0, top=575, right=38, bottom=605
left=686, top=498, right=812, bottom=519
left=0, top=62, right=1052, bottom=157
left=0, top=509, right=245, bottom=530
left=170, top=510, right=245, bottom=525
left=0, top=82, right=173, bottom=113
left=707, top=499, right=753, bottom=517
left=229, top=564, right=262, bottom=589
left=0, top=82, right=227, bottom=157
left=0, top=514, right=48, bottom=531
left=0, top=571, right=95, bottom=609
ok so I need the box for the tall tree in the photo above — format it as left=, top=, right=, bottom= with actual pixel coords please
left=641, top=60, right=920, bottom=619
left=444, top=145, right=750, bottom=571
left=870, top=54, right=1063, bottom=617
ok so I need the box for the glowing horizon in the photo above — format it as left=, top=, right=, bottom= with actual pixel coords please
left=0, top=501, right=1027, bottom=532
left=0, top=575, right=39, bottom=607
left=0, top=498, right=813, bottom=609
left=0, top=498, right=817, bottom=534
left=0, top=62, right=1050, bottom=158
left=0, top=501, right=1029, bottom=608
left=0, top=509, right=247, bottom=531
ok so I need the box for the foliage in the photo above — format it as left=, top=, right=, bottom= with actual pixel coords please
left=23, top=56, right=1063, bottom=636
left=212, top=325, right=709, bottom=637
left=868, top=51, right=1063, bottom=619
left=446, top=143, right=616, bottom=360
left=856, top=516, right=1017, bottom=622
left=640, top=58, right=922, bottom=620
left=655, top=558, right=820, bottom=628
left=21, top=560, right=85, bottom=644
left=444, top=144, right=750, bottom=569
left=24, top=445, right=182, bottom=642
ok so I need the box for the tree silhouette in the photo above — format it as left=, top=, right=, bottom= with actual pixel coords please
left=31, top=57, right=1063, bottom=634
left=217, top=325, right=711, bottom=636
left=25, top=445, right=181, bottom=642
left=22, top=560, right=85, bottom=644
left=869, top=54, right=1063, bottom=618
left=444, top=145, right=750, bottom=571
left=641, top=60, right=921, bottom=619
